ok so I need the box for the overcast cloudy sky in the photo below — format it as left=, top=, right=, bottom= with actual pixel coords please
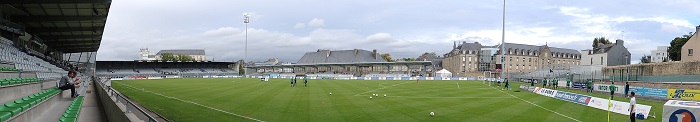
left=96, top=0, right=700, bottom=64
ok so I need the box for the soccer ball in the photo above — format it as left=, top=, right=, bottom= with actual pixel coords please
left=375, top=94, right=379, bottom=97
left=370, top=96, right=373, bottom=99
left=384, top=94, right=386, bottom=97
left=430, top=112, right=435, bottom=117
left=329, top=92, right=332, bottom=95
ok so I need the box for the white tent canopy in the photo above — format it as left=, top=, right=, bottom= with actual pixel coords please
left=435, top=69, right=452, bottom=77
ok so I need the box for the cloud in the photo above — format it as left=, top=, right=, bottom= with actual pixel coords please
left=307, top=18, right=326, bottom=28
left=97, top=0, right=698, bottom=64
left=294, top=23, right=305, bottom=29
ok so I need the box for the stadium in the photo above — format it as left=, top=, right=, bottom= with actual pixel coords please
left=1, top=1, right=699, bottom=122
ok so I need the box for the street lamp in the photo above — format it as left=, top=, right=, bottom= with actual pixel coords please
left=243, top=13, right=250, bottom=60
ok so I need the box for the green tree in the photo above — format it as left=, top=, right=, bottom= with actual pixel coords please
left=640, top=55, right=651, bottom=63
left=238, top=60, right=245, bottom=76
left=592, top=37, right=611, bottom=49
left=380, top=53, right=394, bottom=62
left=668, top=32, right=694, bottom=61
left=417, top=52, right=438, bottom=61
left=663, top=57, right=669, bottom=62
left=176, top=54, right=195, bottom=61
left=160, top=53, right=177, bottom=61
left=401, top=58, right=416, bottom=61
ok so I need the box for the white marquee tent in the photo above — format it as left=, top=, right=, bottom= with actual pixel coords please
left=435, top=69, right=452, bottom=77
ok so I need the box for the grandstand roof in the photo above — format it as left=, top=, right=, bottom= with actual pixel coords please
left=156, top=49, right=206, bottom=55
left=1, top=0, right=112, bottom=53
left=297, top=49, right=386, bottom=64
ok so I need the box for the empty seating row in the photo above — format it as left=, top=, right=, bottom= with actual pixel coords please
left=0, top=66, right=19, bottom=72
left=0, top=78, right=43, bottom=86
left=0, top=38, right=66, bottom=73
left=58, top=96, right=83, bottom=122
left=0, top=88, right=59, bottom=121
left=36, top=72, right=63, bottom=79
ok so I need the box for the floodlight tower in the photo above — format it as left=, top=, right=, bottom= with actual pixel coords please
left=243, top=13, right=250, bottom=60
left=500, top=0, right=506, bottom=82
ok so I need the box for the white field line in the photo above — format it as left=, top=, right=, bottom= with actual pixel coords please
left=386, top=96, right=514, bottom=99
left=486, top=84, right=581, bottom=122
left=458, top=88, right=501, bottom=90
left=116, top=82, right=265, bottom=122
left=354, top=81, right=412, bottom=96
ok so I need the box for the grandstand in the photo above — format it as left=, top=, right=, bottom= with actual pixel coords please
left=96, top=61, right=238, bottom=78
left=246, top=49, right=436, bottom=78
left=0, top=1, right=171, bottom=122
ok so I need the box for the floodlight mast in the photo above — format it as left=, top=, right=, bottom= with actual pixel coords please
left=243, top=13, right=250, bottom=60
left=500, top=0, right=506, bottom=82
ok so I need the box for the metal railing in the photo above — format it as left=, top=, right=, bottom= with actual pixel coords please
left=95, top=78, right=162, bottom=122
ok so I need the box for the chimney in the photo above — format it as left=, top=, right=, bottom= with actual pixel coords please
left=453, top=41, right=457, bottom=49
left=616, top=39, right=624, bottom=46
left=354, top=49, right=358, bottom=55
left=373, top=49, right=378, bottom=60
left=326, top=50, right=331, bottom=57
left=696, top=25, right=700, bottom=33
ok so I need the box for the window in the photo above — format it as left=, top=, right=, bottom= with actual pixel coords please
left=469, top=57, right=472, bottom=61
left=690, top=49, right=694, bottom=56
left=600, top=57, right=604, bottom=65
left=590, top=58, right=593, bottom=64
left=462, top=57, right=465, bottom=62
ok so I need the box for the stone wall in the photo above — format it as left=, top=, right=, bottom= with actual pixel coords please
left=603, top=60, right=700, bottom=76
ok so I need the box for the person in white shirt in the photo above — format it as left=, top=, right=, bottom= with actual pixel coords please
left=629, top=92, right=636, bottom=122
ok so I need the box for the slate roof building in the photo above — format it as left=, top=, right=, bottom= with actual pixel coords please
left=297, top=49, right=386, bottom=64
left=580, top=39, right=630, bottom=66
left=442, top=41, right=581, bottom=77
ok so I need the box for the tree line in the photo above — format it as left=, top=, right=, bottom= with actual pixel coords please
left=160, top=53, right=196, bottom=61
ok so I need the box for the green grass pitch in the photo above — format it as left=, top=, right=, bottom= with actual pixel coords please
left=112, top=78, right=665, bottom=122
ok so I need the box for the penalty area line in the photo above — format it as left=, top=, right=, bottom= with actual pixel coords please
left=115, top=82, right=265, bottom=122
left=385, top=96, right=514, bottom=99
left=354, top=81, right=412, bottom=96
left=486, top=84, right=581, bottom=122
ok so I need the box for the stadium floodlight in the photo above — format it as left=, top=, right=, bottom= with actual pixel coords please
left=500, top=0, right=506, bottom=82
left=243, top=13, right=250, bottom=60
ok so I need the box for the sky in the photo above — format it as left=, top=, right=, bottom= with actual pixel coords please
left=96, top=0, right=700, bottom=64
